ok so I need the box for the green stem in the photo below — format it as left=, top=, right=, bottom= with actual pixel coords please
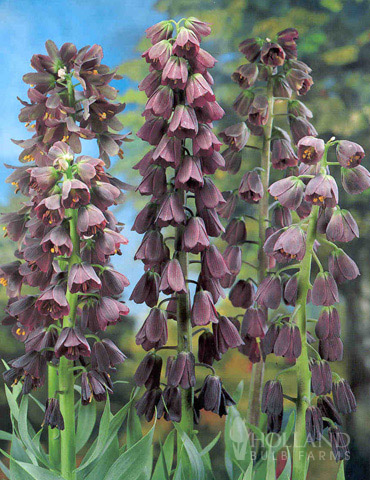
left=246, top=75, right=274, bottom=427
left=175, top=190, right=193, bottom=439
left=292, top=205, right=319, bottom=480
left=59, top=208, right=80, bottom=480
left=48, top=364, right=60, bottom=468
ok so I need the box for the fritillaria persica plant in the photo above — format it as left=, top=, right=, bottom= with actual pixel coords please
left=221, top=28, right=369, bottom=478
left=131, top=17, right=242, bottom=444
left=219, top=28, right=316, bottom=429
left=1, top=40, right=131, bottom=479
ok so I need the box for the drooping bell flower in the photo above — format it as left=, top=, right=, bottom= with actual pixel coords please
left=262, top=380, right=283, bottom=416
left=312, top=272, right=339, bottom=306
left=310, top=359, right=332, bottom=395
left=305, top=406, right=323, bottom=443
left=273, top=205, right=292, bottom=228
left=61, top=179, right=90, bottom=209
left=168, top=105, right=198, bottom=139
left=42, top=398, right=64, bottom=430
left=87, top=370, right=113, bottom=403
left=145, top=21, right=174, bottom=44
left=186, top=73, right=215, bottom=107
left=326, top=209, right=359, bottom=243
left=134, top=352, right=162, bottom=389
left=67, top=263, right=101, bottom=293
left=201, top=245, right=230, bottom=279
left=229, top=279, right=255, bottom=309
left=137, top=116, right=167, bottom=145
left=159, top=259, right=187, bottom=294
left=277, top=28, right=299, bottom=59
left=239, top=37, right=262, bottom=62
left=95, top=297, right=129, bottom=330
left=135, top=230, right=169, bottom=267
left=41, top=225, right=73, bottom=256
left=219, top=123, right=249, bottom=152
left=248, top=95, right=269, bottom=126
left=233, top=91, right=254, bottom=116
left=336, top=140, right=364, bottom=168
left=197, top=375, right=235, bottom=417
left=172, top=26, right=200, bottom=57
left=157, top=386, right=182, bottom=422
left=341, top=165, right=370, bottom=195
left=161, top=56, right=188, bottom=89
left=297, top=136, right=325, bottom=165
left=305, top=174, right=339, bottom=208
left=315, top=306, right=341, bottom=341
left=332, top=379, right=357, bottom=415
left=156, top=192, right=186, bottom=227
left=91, top=339, right=126, bottom=372
left=290, top=116, right=318, bottom=145
left=261, top=42, right=285, bottom=66
left=255, top=275, right=282, bottom=309
left=25, top=327, right=58, bottom=361
left=191, top=290, right=218, bottom=326
left=167, top=352, right=196, bottom=389
left=212, top=315, right=243, bottom=355
left=131, top=202, right=158, bottom=234
left=135, top=388, right=162, bottom=422
left=286, top=68, right=313, bottom=95
left=328, top=427, right=350, bottom=462
left=100, top=268, right=130, bottom=297
left=54, top=327, right=91, bottom=360
left=328, top=249, right=360, bottom=284
left=241, top=307, right=266, bottom=339
left=198, top=331, right=218, bottom=365
left=129, top=270, right=160, bottom=307
left=135, top=307, right=168, bottom=351
left=35, top=194, right=65, bottom=226
left=142, top=39, right=172, bottom=70
left=264, top=226, right=306, bottom=263
left=274, top=323, right=302, bottom=359
left=319, top=337, right=343, bottom=362
left=271, top=139, right=298, bottom=170
left=192, top=124, right=222, bottom=156
left=182, top=216, right=209, bottom=253
left=317, top=396, right=342, bottom=427
left=137, top=165, right=167, bottom=197
left=0, top=261, right=23, bottom=298
left=35, top=285, right=70, bottom=319
left=239, top=171, right=263, bottom=203
left=268, top=176, right=305, bottom=210
left=231, top=64, right=258, bottom=89
left=222, top=218, right=247, bottom=245
left=175, top=156, right=203, bottom=191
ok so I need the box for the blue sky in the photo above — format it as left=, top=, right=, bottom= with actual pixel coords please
left=0, top=0, right=163, bottom=313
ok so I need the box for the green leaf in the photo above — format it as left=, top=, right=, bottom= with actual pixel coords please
left=152, top=430, right=175, bottom=480
left=78, top=398, right=132, bottom=473
left=103, top=421, right=155, bottom=480
left=200, top=432, right=221, bottom=457
left=78, top=396, right=111, bottom=470
left=18, top=396, right=49, bottom=467
left=126, top=399, right=142, bottom=448
left=174, top=425, right=205, bottom=480
left=0, top=429, right=12, bottom=442
left=337, top=461, right=346, bottom=480
left=237, top=463, right=253, bottom=480
left=76, top=400, right=96, bottom=453
left=29, top=394, right=46, bottom=413
left=1, top=448, right=63, bottom=480
left=225, top=406, right=252, bottom=479
left=277, top=449, right=292, bottom=480
left=83, top=436, right=120, bottom=480
left=281, top=411, right=295, bottom=446
left=266, top=448, right=275, bottom=480
left=233, top=381, right=244, bottom=405
left=5, top=385, right=20, bottom=421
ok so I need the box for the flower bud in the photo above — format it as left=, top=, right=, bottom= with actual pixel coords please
left=328, top=249, right=360, bottom=284
left=198, top=331, right=218, bottom=365
left=262, top=380, right=283, bottom=415
left=326, top=209, right=359, bottom=243
left=332, top=379, right=356, bottom=415
left=305, top=406, right=323, bottom=443
left=312, top=272, right=339, bottom=306
left=229, top=279, right=255, bottom=309
left=341, top=165, right=370, bottom=195
left=255, top=275, right=282, bottom=309
left=328, top=427, right=349, bottom=462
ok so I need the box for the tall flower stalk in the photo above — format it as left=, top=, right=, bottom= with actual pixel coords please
left=131, top=17, right=242, bottom=445
left=220, top=28, right=315, bottom=428
left=2, top=40, right=131, bottom=479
